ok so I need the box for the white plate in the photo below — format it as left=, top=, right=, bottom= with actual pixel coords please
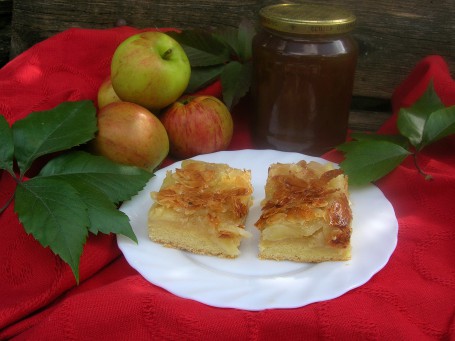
left=118, top=149, right=398, bottom=310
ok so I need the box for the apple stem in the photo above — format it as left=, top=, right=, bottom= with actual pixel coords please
left=162, top=48, right=173, bottom=60
left=181, top=96, right=195, bottom=105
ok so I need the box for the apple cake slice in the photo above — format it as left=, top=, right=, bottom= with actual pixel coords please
left=148, top=159, right=253, bottom=258
left=255, top=160, right=352, bottom=262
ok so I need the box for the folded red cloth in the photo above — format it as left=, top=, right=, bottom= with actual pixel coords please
left=1, top=27, right=454, bottom=340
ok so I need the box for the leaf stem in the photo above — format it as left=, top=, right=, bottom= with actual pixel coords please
left=0, top=169, right=21, bottom=214
left=0, top=193, right=14, bottom=214
left=413, top=152, right=433, bottom=181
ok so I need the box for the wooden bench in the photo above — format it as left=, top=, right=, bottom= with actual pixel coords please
left=1, top=0, right=453, bottom=132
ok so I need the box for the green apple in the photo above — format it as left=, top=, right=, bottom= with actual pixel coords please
left=111, top=31, right=191, bottom=111
left=91, top=101, right=169, bottom=171
left=97, top=76, right=121, bottom=109
left=161, top=95, right=234, bottom=159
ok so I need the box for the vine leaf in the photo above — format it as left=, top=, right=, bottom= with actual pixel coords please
left=12, top=100, right=97, bottom=175
left=419, top=106, right=455, bottom=150
left=168, top=20, right=256, bottom=109
left=338, top=81, right=455, bottom=185
left=339, top=140, right=411, bottom=186
left=15, top=177, right=90, bottom=283
left=1, top=100, right=153, bottom=282
left=39, top=151, right=153, bottom=204
left=221, top=61, right=252, bottom=109
left=397, top=82, right=445, bottom=147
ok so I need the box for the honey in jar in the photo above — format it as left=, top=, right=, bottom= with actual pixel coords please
left=251, top=3, right=358, bottom=156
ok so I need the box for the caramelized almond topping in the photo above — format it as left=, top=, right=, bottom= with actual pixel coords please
left=255, top=162, right=350, bottom=231
left=325, top=195, right=352, bottom=247
left=153, top=161, right=252, bottom=227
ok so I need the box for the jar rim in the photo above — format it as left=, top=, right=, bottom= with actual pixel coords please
left=259, top=3, right=356, bottom=35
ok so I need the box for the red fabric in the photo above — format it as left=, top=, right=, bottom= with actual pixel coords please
left=0, top=27, right=454, bottom=340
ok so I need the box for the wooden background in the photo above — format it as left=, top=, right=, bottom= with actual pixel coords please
left=0, top=0, right=454, bottom=131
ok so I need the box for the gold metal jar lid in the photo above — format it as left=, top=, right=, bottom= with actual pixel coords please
left=259, top=3, right=356, bottom=35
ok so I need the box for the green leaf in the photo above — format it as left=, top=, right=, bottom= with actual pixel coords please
left=8, top=101, right=154, bottom=282
left=397, top=107, right=426, bottom=147
left=0, top=114, right=14, bottom=174
left=167, top=30, right=230, bottom=61
left=186, top=65, right=225, bottom=93
left=349, top=132, right=410, bottom=148
left=171, top=22, right=255, bottom=107
left=12, top=100, right=97, bottom=175
left=408, top=81, right=445, bottom=115
left=213, top=20, right=255, bottom=62
left=236, top=18, right=256, bottom=61
left=66, top=179, right=137, bottom=242
left=339, top=140, right=411, bottom=186
left=213, top=27, right=240, bottom=57
left=182, top=45, right=230, bottom=67
left=336, top=133, right=409, bottom=153
left=221, top=61, right=252, bottom=109
left=397, top=81, right=445, bottom=147
left=15, top=177, right=90, bottom=282
left=336, top=81, right=455, bottom=183
left=420, top=105, right=455, bottom=149
left=39, top=151, right=153, bottom=204
left=336, top=143, right=354, bottom=153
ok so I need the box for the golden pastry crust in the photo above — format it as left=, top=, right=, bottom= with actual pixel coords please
left=148, top=160, right=253, bottom=258
left=255, top=160, right=352, bottom=262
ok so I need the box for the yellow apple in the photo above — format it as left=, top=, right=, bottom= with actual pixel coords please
left=91, top=101, right=169, bottom=170
left=111, top=31, right=191, bottom=112
left=161, top=95, right=234, bottom=159
left=97, top=76, right=121, bottom=109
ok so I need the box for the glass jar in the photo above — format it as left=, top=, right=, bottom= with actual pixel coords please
left=251, top=3, right=358, bottom=156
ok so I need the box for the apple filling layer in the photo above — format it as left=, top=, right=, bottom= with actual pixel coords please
left=255, top=160, right=352, bottom=262
left=148, top=160, right=253, bottom=258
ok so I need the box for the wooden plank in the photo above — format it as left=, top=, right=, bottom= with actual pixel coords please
left=0, top=0, right=11, bottom=25
left=9, top=0, right=263, bottom=61
left=0, top=0, right=12, bottom=67
left=349, top=110, right=391, bottom=132
left=0, top=26, right=11, bottom=67
left=328, top=0, right=455, bottom=99
left=8, top=0, right=454, bottom=101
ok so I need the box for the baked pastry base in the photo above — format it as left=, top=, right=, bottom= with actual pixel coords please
left=259, top=232, right=351, bottom=262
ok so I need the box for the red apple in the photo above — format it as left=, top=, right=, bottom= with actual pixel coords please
left=161, top=95, right=234, bottom=159
left=91, top=101, right=169, bottom=170
left=97, top=76, right=121, bottom=109
left=111, top=31, right=191, bottom=112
